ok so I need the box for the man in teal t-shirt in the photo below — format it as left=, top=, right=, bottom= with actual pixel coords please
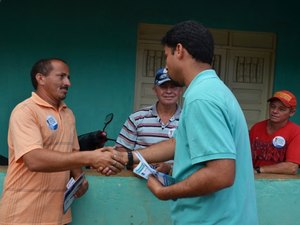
left=104, top=20, right=258, bottom=225
left=171, top=69, right=257, bottom=224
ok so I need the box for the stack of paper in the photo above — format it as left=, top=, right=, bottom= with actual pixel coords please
left=63, top=173, right=85, bottom=213
left=133, top=151, right=175, bottom=186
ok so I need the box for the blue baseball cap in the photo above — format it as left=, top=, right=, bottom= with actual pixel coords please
left=154, top=68, right=172, bottom=86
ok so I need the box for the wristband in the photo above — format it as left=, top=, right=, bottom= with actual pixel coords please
left=126, top=151, right=133, bottom=170
left=255, top=167, right=261, bottom=173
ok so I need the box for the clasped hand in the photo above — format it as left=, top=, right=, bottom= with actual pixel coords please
left=91, top=147, right=125, bottom=176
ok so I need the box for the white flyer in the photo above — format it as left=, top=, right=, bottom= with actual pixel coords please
left=133, top=151, right=175, bottom=186
left=63, top=173, right=85, bottom=214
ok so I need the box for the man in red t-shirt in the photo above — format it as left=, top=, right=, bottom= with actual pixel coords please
left=250, top=90, right=300, bottom=175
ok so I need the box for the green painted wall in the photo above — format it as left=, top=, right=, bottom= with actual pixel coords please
left=74, top=176, right=300, bottom=225
left=1, top=170, right=300, bottom=225
left=1, top=0, right=300, bottom=157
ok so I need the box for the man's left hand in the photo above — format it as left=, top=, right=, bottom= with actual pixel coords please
left=147, top=175, right=169, bottom=200
left=74, top=178, right=89, bottom=198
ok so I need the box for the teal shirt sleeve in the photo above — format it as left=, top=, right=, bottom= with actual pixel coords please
left=185, top=99, right=236, bottom=164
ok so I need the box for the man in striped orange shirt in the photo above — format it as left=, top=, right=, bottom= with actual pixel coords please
left=0, top=58, right=124, bottom=225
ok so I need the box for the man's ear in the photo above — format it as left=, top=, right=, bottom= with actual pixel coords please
left=175, top=43, right=184, bottom=59
left=152, top=85, right=159, bottom=95
left=289, top=108, right=296, bottom=117
left=35, top=73, right=46, bottom=86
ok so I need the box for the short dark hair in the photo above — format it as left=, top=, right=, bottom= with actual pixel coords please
left=161, top=20, right=214, bottom=65
left=30, top=58, right=67, bottom=89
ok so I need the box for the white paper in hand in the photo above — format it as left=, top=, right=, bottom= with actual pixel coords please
left=63, top=173, right=85, bottom=214
left=133, top=151, right=175, bottom=186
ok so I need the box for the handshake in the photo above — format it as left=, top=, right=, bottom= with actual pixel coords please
left=87, top=146, right=127, bottom=176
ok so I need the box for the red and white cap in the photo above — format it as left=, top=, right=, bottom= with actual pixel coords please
left=268, top=90, right=297, bottom=108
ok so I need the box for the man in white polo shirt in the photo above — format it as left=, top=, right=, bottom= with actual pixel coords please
left=115, top=67, right=183, bottom=173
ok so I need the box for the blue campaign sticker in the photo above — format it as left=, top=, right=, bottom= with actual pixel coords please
left=272, top=136, right=286, bottom=149
left=46, top=115, right=58, bottom=130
